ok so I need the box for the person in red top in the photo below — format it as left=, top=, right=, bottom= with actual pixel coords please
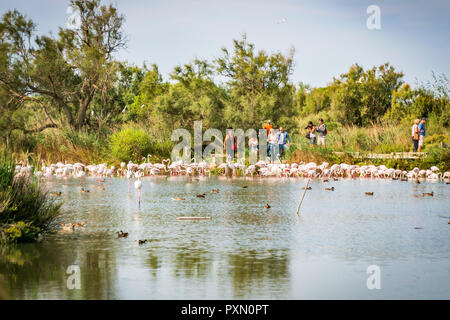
left=263, top=120, right=273, bottom=158
left=263, top=120, right=272, bottom=133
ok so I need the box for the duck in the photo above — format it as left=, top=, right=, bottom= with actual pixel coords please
left=422, top=192, right=434, bottom=197
left=196, top=193, right=206, bottom=198
left=365, top=192, right=374, bottom=196
left=414, top=227, right=423, bottom=229
left=211, top=189, right=219, bottom=194
left=264, top=204, right=271, bottom=209
left=325, top=187, right=335, bottom=191
left=98, top=185, right=105, bottom=191
left=116, top=230, right=128, bottom=238
left=73, top=221, right=86, bottom=228
left=322, top=179, right=329, bottom=183
left=301, top=187, right=312, bottom=190
left=81, top=187, right=90, bottom=193
left=172, top=197, right=186, bottom=201
left=242, top=186, right=248, bottom=189
left=138, top=239, right=148, bottom=245
left=50, top=191, right=62, bottom=197
left=61, top=223, right=74, bottom=232
left=333, top=178, right=339, bottom=181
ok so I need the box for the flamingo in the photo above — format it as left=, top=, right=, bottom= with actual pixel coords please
left=134, top=171, right=143, bottom=209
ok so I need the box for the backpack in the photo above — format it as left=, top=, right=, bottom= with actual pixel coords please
left=325, top=128, right=328, bottom=136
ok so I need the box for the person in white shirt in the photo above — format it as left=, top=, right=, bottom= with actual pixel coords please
left=268, top=128, right=278, bottom=163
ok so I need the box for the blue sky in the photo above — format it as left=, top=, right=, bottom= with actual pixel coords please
left=1, top=0, right=449, bottom=87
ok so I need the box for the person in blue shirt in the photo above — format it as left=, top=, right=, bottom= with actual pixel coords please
left=276, top=126, right=291, bottom=160
left=418, top=117, right=426, bottom=152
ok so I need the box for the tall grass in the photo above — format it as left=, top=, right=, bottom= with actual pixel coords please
left=0, top=149, right=62, bottom=243
left=3, top=120, right=449, bottom=170
left=287, top=121, right=449, bottom=170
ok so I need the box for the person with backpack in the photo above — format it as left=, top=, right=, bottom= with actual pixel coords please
left=316, top=118, right=327, bottom=148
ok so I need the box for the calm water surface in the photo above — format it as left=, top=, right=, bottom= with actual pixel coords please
left=0, top=176, right=449, bottom=299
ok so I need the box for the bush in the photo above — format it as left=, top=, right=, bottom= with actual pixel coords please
left=0, top=149, right=62, bottom=243
left=110, top=127, right=153, bottom=162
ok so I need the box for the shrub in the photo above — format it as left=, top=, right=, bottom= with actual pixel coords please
left=0, top=149, right=62, bottom=243
left=110, top=127, right=153, bottom=162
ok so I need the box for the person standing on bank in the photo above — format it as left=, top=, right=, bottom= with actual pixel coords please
left=316, top=118, right=327, bottom=148
left=417, top=117, right=426, bottom=152
left=224, top=127, right=237, bottom=162
left=268, top=128, right=278, bottom=163
left=263, top=120, right=273, bottom=158
left=411, top=119, right=420, bottom=152
left=306, top=121, right=316, bottom=148
left=276, top=126, right=291, bottom=160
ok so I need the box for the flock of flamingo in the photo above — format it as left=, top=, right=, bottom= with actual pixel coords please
left=13, top=156, right=450, bottom=184
left=14, top=156, right=450, bottom=182
left=12, top=156, right=449, bottom=228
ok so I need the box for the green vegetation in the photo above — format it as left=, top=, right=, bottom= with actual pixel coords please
left=0, top=0, right=448, bottom=170
left=0, top=149, right=62, bottom=243
left=110, top=128, right=152, bottom=162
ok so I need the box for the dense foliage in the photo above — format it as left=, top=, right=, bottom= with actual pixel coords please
left=0, top=0, right=448, bottom=169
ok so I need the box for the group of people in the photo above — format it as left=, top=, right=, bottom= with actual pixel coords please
left=224, top=118, right=329, bottom=163
left=261, top=120, right=291, bottom=163
left=411, top=117, right=426, bottom=152
left=305, top=118, right=327, bottom=148
left=224, top=116, right=426, bottom=162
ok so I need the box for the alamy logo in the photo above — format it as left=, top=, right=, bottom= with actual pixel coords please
left=366, top=5, right=381, bottom=30
left=366, top=265, right=381, bottom=289
left=66, top=265, right=81, bottom=290
left=66, top=5, right=82, bottom=30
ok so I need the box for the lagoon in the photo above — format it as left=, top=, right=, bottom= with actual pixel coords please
left=0, top=177, right=449, bottom=299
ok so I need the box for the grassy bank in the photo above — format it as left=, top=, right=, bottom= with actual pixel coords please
left=3, top=122, right=449, bottom=171
left=0, top=150, right=62, bottom=243
left=285, top=121, right=450, bottom=171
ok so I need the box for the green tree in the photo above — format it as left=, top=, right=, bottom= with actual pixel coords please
left=216, top=35, right=296, bottom=129
left=0, top=0, right=126, bottom=130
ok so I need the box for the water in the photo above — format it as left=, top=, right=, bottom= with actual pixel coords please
left=0, top=176, right=449, bottom=299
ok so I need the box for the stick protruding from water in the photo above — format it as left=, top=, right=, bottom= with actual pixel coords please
left=296, top=178, right=310, bottom=216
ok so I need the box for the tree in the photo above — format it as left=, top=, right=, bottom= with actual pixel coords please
left=330, top=63, right=403, bottom=126
left=0, top=0, right=126, bottom=131
left=215, top=35, right=296, bottom=129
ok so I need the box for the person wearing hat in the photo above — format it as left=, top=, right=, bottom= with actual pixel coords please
left=316, top=118, right=327, bottom=148
left=417, top=117, right=426, bottom=152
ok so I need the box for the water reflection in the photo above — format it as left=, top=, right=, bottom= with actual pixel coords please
left=228, top=249, right=289, bottom=299
left=0, top=177, right=449, bottom=299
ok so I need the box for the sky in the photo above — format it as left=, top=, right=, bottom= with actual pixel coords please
left=1, top=0, right=449, bottom=87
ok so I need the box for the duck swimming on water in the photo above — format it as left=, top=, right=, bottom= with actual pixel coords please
left=116, top=230, right=128, bottom=238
